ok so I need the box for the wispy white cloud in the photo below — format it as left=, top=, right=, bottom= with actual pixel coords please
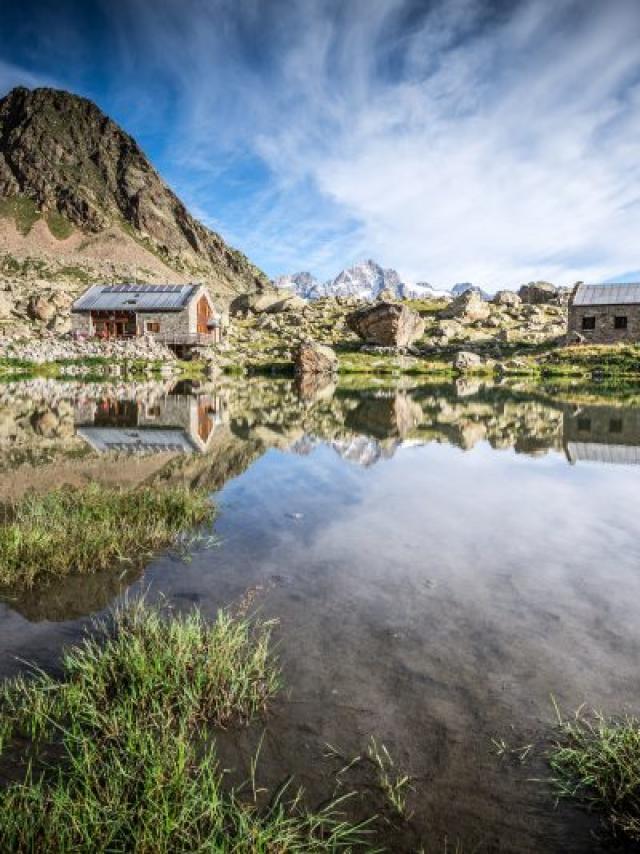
left=7, top=0, right=640, bottom=288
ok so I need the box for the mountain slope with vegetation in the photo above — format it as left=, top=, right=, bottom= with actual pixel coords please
left=0, top=86, right=268, bottom=332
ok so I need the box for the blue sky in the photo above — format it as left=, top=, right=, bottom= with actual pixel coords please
left=1, top=0, right=640, bottom=288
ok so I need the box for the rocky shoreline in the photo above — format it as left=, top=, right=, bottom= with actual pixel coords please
left=1, top=285, right=639, bottom=381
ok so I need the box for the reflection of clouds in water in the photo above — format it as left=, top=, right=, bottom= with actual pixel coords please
left=283, top=441, right=640, bottom=676
left=2, top=389, right=640, bottom=850
left=301, top=441, right=638, bottom=584
left=212, top=437, right=640, bottom=752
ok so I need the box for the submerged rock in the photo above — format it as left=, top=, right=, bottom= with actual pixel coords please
left=346, top=302, right=425, bottom=348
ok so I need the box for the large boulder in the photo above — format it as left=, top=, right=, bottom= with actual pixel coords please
left=346, top=302, right=425, bottom=348
left=27, top=295, right=56, bottom=322
left=376, top=287, right=396, bottom=302
left=266, top=294, right=307, bottom=313
left=293, top=341, right=338, bottom=375
left=518, top=281, right=558, bottom=304
left=251, top=293, right=289, bottom=313
left=0, top=293, right=13, bottom=319
left=229, top=291, right=284, bottom=316
left=492, top=290, right=521, bottom=307
left=439, top=289, right=490, bottom=323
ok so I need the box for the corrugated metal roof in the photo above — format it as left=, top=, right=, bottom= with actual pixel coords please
left=572, top=283, right=640, bottom=306
left=72, top=284, right=199, bottom=312
left=566, top=441, right=640, bottom=465
left=77, top=427, right=197, bottom=454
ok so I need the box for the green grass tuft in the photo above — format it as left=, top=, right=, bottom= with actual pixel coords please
left=0, top=484, right=214, bottom=588
left=366, top=737, right=412, bottom=818
left=0, top=600, right=372, bottom=852
left=0, top=196, right=41, bottom=235
left=46, top=210, right=74, bottom=240
left=549, top=708, right=640, bottom=841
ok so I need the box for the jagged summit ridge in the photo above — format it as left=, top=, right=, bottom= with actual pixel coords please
left=275, top=259, right=453, bottom=301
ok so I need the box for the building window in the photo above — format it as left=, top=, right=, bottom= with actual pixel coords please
left=614, top=315, right=628, bottom=330
left=581, top=316, right=596, bottom=331
left=146, top=321, right=161, bottom=333
left=609, top=418, right=623, bottom=434
left=577, top=417, right=591, bottom=432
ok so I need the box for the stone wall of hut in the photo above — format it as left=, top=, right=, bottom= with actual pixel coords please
left=135, top=309, right=192, bottom=337
left=567, top=304, right=640, bottom=344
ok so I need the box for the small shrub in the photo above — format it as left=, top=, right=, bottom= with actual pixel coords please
left=0, top=196, right=41, bottom=235
left=46, top=210, right=74, bottom=239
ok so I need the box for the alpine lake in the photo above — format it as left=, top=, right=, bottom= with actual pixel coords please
left=1, top=371, right=640, bottom=853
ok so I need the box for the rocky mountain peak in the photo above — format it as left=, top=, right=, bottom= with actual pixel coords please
left=0, top=86, right=268, bottom=298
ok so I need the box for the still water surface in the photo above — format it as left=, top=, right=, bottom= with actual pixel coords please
left=1, top=375, right=639, bottom=852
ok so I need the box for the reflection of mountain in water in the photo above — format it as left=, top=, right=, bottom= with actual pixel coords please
left=330, top=436, right=399, bottom=467
left=564, top=405, right=640, bottom=466
left=3, top=378, right=640, bottom=481
left=2, top=377, right=640, bottom=622
left=5, top=565, right=143, bottom=623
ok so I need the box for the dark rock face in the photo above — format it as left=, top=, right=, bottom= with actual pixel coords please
left=293, top=341, right=338, bottom=375
left=518, top=281, right=558, bottom=304
left=0, top=86, right=268, bottom=296
left=346, top=301, right=425, bottom=347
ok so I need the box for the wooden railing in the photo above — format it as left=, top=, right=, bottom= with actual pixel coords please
left=155, top=332, right=219, bottom=347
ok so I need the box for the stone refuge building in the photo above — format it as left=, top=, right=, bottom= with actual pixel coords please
left=568, top=282, right=640, bottom=344
left=71, top=284, right=221, bottom=352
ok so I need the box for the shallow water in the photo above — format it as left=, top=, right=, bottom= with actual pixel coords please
left=1, top=375, right=639, bottom=851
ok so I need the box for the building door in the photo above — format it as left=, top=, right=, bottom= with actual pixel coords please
left=197, top=296, right=212, bottom=334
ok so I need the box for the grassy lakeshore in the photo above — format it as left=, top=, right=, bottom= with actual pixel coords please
left=0, top=356, right=185, bottom=381
left=0, top=600, right=371, bottom=852
left=2, top=341, right=640, bottom=382
left=0, top=484, right=214, bottom=588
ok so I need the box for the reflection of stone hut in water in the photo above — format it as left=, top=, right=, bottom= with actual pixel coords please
left=75, top=393, right=225, bottom=455
left=563, top=405, right=640, bottom=465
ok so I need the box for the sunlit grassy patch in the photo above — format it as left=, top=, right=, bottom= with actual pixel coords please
left=0, top=196, right=41, bottom=235
left=541, top=343, right=640, bottom=377
left=0, top=484, right=214, bottom=588
left=45, top=210, right=74, bottom=239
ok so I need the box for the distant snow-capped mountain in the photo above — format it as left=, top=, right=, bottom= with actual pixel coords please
left=273, top=260, right=451, bottom=302
left=272, top=272, right=321, bottom=299
left=329, top=260, right=401, bottom=299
